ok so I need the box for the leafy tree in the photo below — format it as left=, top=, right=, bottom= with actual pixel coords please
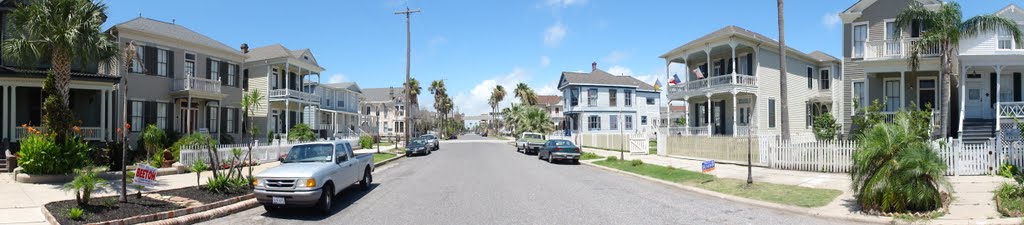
left=895, top=1, right=1023, bottom=138
left=287, top=123, right=316, bottom=142
left=489, top=85, right=506, bottom=134
left=140, top=125, right=166, bottom=163
left=851, top=100, right=886, bottom=139
left=514, top=83, right=537, bottom=105
left=812, top=112, right=839, bottom=141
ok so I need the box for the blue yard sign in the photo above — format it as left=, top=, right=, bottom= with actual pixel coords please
left=702, top=160, right=715, bottom=173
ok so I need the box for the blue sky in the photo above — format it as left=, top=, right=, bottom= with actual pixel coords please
left=102, top=0, right=1024, bottom=115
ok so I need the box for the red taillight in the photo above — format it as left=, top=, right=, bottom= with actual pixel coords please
left=555, top=147, right=562, bottom=151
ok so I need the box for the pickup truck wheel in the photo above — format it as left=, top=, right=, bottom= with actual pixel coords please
left=360, top=169, right=372, bottom=191
left=263, top=205, right=276, bottom=212
left=317, top=185, right=334, bottom=214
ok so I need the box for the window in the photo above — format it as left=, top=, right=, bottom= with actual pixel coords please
left=208, top=107, right=218, bottom=133
left=185, top=53, right=196, bottom=77
left=156, top=102, right=167, bottom=129
left=610, top=115, right=618, bottom=130
left=270, top=69, right=278, bottom=89
left=587, top=88, right=598, bottom=106
left=919, top=79, right=937, bottom=109
left=713, top=61, right=723, bottom=76
left=624, top=90, right=632, bottom=106
left=131, top=101, right=143, bottom=132
left=806, top=67, right=813, bottom=89
left=588, top=115, right=601, bottom=130
left=157, top=49, right=168, bottom=76
left=768, top=98, right=776, bottom=128
left=570, top=88, right=580, bottom=106
left=1000, top=27, right=1014, bottom=50
left=210, top=61, right=220, bottom=81
left=820, top=69, right=830, bottom=90
left=227, top=64, right=236, bottom=86
left=226, top=108, right=236, bottom=133
left=609, top=89, right=617, bottom=107
left=131, top=46, right=144, bottom=73
left=853, top=81, right=866, bottom=110
left=647, top=97, right=655, bottom=105
left=884, top=80, right=900, bottom=112
left=641, top=116, right=648, bottom=125
left=625, top=115, right=633, bottom=130
left=852, top=23, right=867, bottom=58
left=885, top=21, right=898, bottom=40
left=806, top=103, right=812, bottom=128
left=739, top=108, right=747, bottom=124
left=739, top=54, right=750, bottom=75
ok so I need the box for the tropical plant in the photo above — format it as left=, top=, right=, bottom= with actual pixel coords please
left=17, top=125, right=90, bottom=174
left=403, top=77, right=421, bottom=105
left=489, top=85, right=506, bottom=134
left=62, top=166, right=107, bottom=205
left=775, top=0, right=791, bottom=141
left=3, top=0, right=119, bottom=143
left=509, top=105, right=554, bottom=137
left=287, top=123, right=316, bottom=142
left=190, top=160, right=208, bottom=188
left=203, top=174, right=249, bottom=194
left=514, top=83, right=538, bottom=105
left=240, top=89, right=264, bottom=180
left=66, top=207, right=85, bottom=220
left=851, top=110, right=951, bottom=213
left=812, top=112, right=839, bottom=141
left=140, top=124, right=166, bottom=162
left=895, top=1, right=1023, bottom=138
left=675, top=117, right=686, bottom=126
left=179, top=133, right=220, bottom=177
left=851, top=100, right=886, bottom=139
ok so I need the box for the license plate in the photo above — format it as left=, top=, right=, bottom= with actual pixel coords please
left=272, top=197, right=285, bottom=205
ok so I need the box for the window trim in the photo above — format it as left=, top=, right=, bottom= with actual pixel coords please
left=609, top=115, right=618, bottom=130
left=587, top=88, right=598, bottom=107
left=624, top=90, right=633, bottom=107
left=917, top=76, right=938, bottom=109
left=209, top=59, right=220, bottom=81
left=883, top=19, right=898, bottom=41
left=588, top=115, right=601, bottom=131
left=819, top=68, right=831, bottom=90
left=882, top=77, right=901, bottom=112
left=156, top=102, right=168, bottom=129
left=184, top=52, right=196, bottom=78
left=806, top=66, right=814, bottom=89
left=208, top=106, right=218, bottom=133
left=156, top=48, right=169, bottom=77
left=131, top=101, right=143, bottom=132
left=609, top=89, right=617, bottom=107
left=226, top=108, right=236, bottom=133
left=227, top=63, right=236, bottom=86
left=851, top=21, right=869, bottom=59
left=852, top=80, right=866, bottom=111
left=131, top=43, right=146, bottom=73
left=625, top=115, right=633, bottom=130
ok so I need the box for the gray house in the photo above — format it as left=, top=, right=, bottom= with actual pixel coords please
left=109, top=17, right=246, bottom=144
left=242, top=44, right=324, bottom=138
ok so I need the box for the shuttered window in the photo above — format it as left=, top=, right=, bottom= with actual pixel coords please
left=208, top=107, right=218, bottom=133
left=156, top=102, right=168, bottom=129
left=130, top=101, right=143, bottom=132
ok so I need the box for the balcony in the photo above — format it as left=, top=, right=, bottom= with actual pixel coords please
left=269, top=89, right=319, bottom=103
left=172, top=77, right=221, bottom=93
left=15, top=126, right=105, bottom=141
left=667, top=74, right=757, bottom=99
left=862, top=38, right=940, bottom=61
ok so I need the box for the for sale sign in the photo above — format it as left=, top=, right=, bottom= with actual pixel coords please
left=132, top=163, right=158, bottom=187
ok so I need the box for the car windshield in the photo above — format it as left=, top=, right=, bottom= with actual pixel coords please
left=408, top=139, right=427, bottom=146
left=524, top=133, right=543, bottom=139
left=550, top=140, right=574, bottom=147
left=283, top=144, right=334, bottom=163
left=421, top=134, right=435, bottom=139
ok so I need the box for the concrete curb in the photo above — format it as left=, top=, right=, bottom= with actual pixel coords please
left=580, top=160, right=894, bottom=225
left=374, top=154, right=405, bottom=168
left=140, top=198, right=259, bottom=225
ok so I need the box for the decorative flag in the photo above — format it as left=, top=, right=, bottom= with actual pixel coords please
left=668, top=74, right=678, bottom=85
left=654, top=79, right=662, bottom=91
left=672, top=74, right=683, bottom=85
left=692, top=68, right=705, bottom=79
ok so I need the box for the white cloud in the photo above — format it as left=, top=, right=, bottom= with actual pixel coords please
left=540, top=56, right=551, bottom=67
left=544, top=21, right=567, bottom=47
left=327, top=73, right=347, bottom=83
left=544, top=0, right=587, bottom=8
left=606, top=65, right=633, bottom=76
left=536, top=80, right=561, bottom=96
left=602, top=50, right=628, bottom=64
left=429, top=35, right=447, bottom=47
left=454, top=68, right=531, bottom=115
left=822, top=11, right=841, bottom=30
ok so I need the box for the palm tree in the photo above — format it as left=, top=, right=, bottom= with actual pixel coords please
left=518, top=106, right=555, bottom=136
left=895, top=2, right=1022, bottom=138
left=404, top=78, right=422, bottom=105
left=240, top=89, right=264, bottom=179
left=514, top=83, right=537, bottom=105
left=429, top=80, right=447, bottom=135
left=3, top=0, right=119, bottom=142
left=776, top=0, right=791, bottom=141
left=851, top=110, right=950, bottom=213
left=489, top=85, right=506, bottom=134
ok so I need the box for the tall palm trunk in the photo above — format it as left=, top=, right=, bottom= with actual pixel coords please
left=939, top=40, right=954, bottom=138
left=777, top=0, right=791, bottom=141
left=51, top=48, right=71, bottom=107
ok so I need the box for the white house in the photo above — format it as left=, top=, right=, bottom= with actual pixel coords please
left=958, top=4, right=1024, bottom=143
left=558, top=63, right=662, bottom=137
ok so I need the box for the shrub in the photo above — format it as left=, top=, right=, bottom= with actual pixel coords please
left=267, top=131, right=276, bottom=140
left=580, top=152, right=602, bottom=160
left=66, top=207, right=85, bottom=220
left=287, top=124, right=316, bottom=142
left=191, top=160, right=208, bottom=188
left=606, top=156, right=618, bottom=161
left=140, top=125, right=166, bottom=160
left=813, top=112, right=839, bottom=141
left=17, top=128, right=91, bottom=174
left=629, top=159, right=644, bottom=167
left=169, top=133, right=217, bottom=164
left=359, top=135, right=374, bottom=149
left=203, top=174, right=249, bottom=194
left=62, top=166, right=107, bottom=205
left=999, top=163, right=1018, bottom=179
left=851, top=110, right=950, bottom=213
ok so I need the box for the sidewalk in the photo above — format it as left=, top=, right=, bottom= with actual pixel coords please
left=582, top=148, right=1011, bottom=224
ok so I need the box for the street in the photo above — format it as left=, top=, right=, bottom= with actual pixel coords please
left=204, top=134, right=861, bottom=225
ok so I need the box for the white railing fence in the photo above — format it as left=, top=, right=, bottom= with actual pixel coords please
left=767, top=139, right=856, bottom=173
left=14, top=126, right=105, bottom=141
left=864, top=38, right=940, bottom=60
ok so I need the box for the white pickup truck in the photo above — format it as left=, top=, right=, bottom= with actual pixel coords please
left=253, top=140, right=374, bottom=213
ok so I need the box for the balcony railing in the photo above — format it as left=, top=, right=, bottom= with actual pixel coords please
left=668, top=74, right=757, bottom=95
left=172, top=77, right=221, bottom=93
left=864, top=38, right=941, bottom=60
left=15, top=126, right=104, bottom=141
left=269, top=89, right=319, bottom=102
left=669, top=127, right=710, bottom=136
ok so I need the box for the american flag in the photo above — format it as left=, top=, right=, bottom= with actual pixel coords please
left=692, top=68, right=705, bottom=79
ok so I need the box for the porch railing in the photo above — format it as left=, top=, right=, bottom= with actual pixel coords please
left=269, top=89, right=319, bottom=102
left=881, top=112, right=897, bottom=124
left=668, top=74, right=757, bottom=95
left=14, top=126, right=104, bottom=141
left=172, top=77, right=221, bottom=93
left=1000, top=102, right=1024, bottom=118
left=864, top=38, right=940, bottom=60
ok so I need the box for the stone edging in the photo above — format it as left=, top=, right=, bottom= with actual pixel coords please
left=41, top=193, right=254, bottom=225
left=580, top=160, right=894, bottom=224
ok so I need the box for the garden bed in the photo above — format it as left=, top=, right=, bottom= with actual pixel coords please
left=44, top=186, right=253, bottom=225
left=160, top=187, right=251, bottom=204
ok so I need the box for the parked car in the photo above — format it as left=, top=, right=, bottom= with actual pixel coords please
left=420, top=134, right=440, bottom=150
left=516, top=132, right=546, bottom=155
left=539, top=139, right=581, bottom=164
left=481, top=132, right=489, bottom=137
left=253, top=140, right=374, bottom=214
left=406, top=138, right=432, bottom=156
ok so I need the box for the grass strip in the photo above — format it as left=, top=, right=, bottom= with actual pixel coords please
left=373, top=153, right=398, bottom=164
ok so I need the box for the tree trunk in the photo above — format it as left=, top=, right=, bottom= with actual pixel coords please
left=777, top=0, right=791, bottom=141
left=939, top=40, right=953, bottom=139
left=51, top=48, right=71, bottom=107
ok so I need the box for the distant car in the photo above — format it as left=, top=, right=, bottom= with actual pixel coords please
left=481, top=132, right=489, bottom=137
left=448, top=134, right=458, bottom=140
left=406, top=138, right=432, bottom=156
left=420, top=134, right=440, bottom=150
left=254, top=140, right=374, bottom=213
left=516, top=132, right=546, bottom=155
left=538, top=139, right=581, bottom=164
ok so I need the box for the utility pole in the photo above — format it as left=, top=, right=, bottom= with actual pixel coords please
left=395, top=7, right=420, bottom=146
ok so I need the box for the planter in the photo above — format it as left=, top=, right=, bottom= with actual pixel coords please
left=42, top=187, right=254, bottom=225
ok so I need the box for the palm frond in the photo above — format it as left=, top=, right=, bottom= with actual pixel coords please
left=961, top=14, right=1023, bottom=46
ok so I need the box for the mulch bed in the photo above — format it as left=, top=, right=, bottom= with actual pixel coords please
left=44, top=195, right=181, bottom=225
left=160, top=187, right=251, bottom=204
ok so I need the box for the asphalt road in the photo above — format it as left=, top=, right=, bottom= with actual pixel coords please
left=203, top=134, right=860, bottom=225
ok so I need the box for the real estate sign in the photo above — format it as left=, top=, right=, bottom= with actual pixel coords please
left=701, top=160, right=715, bottom=173
left=133, top=164, right=158, bottom=187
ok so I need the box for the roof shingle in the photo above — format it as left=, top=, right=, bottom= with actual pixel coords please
left=112, top=17, right=241, bottom=55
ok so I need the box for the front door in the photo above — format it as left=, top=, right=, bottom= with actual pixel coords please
left=713, top=101, right=725, bottom=135
left=179, top=108, right=197, bottom=133
left=965, top=74, right=993, bottom=119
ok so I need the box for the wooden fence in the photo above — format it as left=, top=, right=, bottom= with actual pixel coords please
left=767, top=140, right=856, bottom=173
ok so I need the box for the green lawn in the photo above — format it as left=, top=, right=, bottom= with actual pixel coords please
left=593, top=159, right=841, bottom=208
left=491, top=135, right=510, bottom=140
left=373, top=153, right=399, bottom=164
left=580, top=152, right=604, bottom=160
left=997, top=184, right=1024, bottom=217
left=648, top=140, right=657, bottom=155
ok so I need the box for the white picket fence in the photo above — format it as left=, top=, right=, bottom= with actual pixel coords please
left=935, top=139, right=994, bottom=176
left=766, top=140, right=857, bottom=173
left=179, top=137, right=358, bottom=166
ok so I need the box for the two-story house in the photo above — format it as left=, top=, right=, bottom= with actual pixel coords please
left=661, top=25, right=842, bottom=137
left=242, top=44, right=323, bottom=138
left=360, top=87, right=415, bottom=140
left=109, top=17, right=246, bottom=144
left=558, top=63, right=661, bottom=137
left=535, top=95, right=564, bottom=131
left=958, top=4, right=1024, bottom=143
left=313, top=82, right=363, bottom=138
left=840, top=0, right=944, bottom=137
left=0, top=1, right=119, bottom=144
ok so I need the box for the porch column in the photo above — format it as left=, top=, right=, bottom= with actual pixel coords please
left=682, top=96, right=689, bottom=131
left=10, top=86, right=15, bottom=139
left=959, top=65, right=969, bottom=137
left=754, top=44, right=761, bottom=76
left=900, top=71, right=906, bottom=109
left=285, top=99, right=290, bottom=133
left=705, top=93, right=712, bottom=136
left=730, top=39, right=737, bottom=76
left=705, top=47, right=711, bottom=88
left=732, top=91, right=738, bottom=137
left=284, top=63, right=290, bottom=91
left=996, top=65, right=1004, bottom=131
left=2, top=85, right=6, bottom=140
left=100, top=90, right=106, bottom=141
left=187, top=96, right=192, bottom=134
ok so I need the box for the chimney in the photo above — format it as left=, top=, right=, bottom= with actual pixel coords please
left=591, top=62, right=597, bottom=72
left=240, top=43, right=249, bottom=54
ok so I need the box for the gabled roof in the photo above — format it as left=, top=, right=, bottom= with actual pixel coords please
left=559, top=67, right=657, bottom=92
left=536, top=95, right=561, bottom=106
left=111, top=17, right=241, bottom=55
left=362, top=87, right=404, bottom=103
left=842, top=0, right=942, bottom=14
left=997, top=4, right=1024, bottom=17
left=323, top=82, right=362, bottom=94
left=808, top=51, right=840, bottom=62
left=245, top=44, right=322, bottom=69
